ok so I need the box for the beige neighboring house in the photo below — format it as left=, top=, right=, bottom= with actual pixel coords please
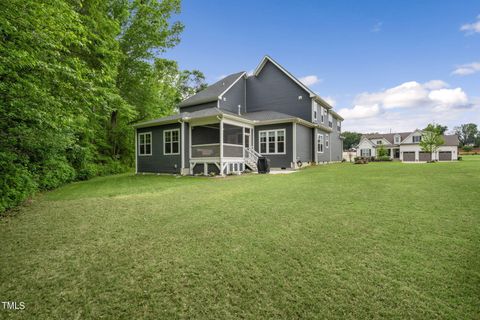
left=356, top=130, right=459, bottom=162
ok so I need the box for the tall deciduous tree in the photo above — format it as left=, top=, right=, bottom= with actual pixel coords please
left=454, top=123, right=478, bottom=146
left=424, top=123, right=447, bottom=135
left=420, top=125, right=445, bottom=160
left=342, top=131, right=362, bottom=150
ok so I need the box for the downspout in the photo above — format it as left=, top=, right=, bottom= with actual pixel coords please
left=178, top=119, right=185, bottom=174
left=134, top=127, right=138, bottom=174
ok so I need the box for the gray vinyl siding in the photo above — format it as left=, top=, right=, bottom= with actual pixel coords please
left=179, top=101, right=217, bottom=113
left=329, top=117, right=343, bottom=162
left=316, top=128, right=330, bottom=163
left=219, top=77, right=246, bottom=114
left=137, top=123, right=182, bottom=173
left=246, top=60, right=312, bottom=121
left=296, top=124, right=313, bottom=163
left=254, top=123, right=293, bottom=169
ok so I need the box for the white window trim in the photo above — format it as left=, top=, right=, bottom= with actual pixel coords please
left=317, top=133, right=324, bottom=153
left=328, top=113, right=333, bottom=128
left=325, top=134, right=329, bottom=148
left=361, top=149, right=371, bottom=157
left=312, top=102, right=318, bottom=123
left=138, top=132, right=152, bottom=156
left=337, top=120, right=341, bottom=132
left=163, top=129, right=180, bottom=155
left=321, top=107, right=325, bottom=123
left=258, top=129, right=286, bottom=155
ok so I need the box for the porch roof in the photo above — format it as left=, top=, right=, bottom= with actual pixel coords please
left=133, top=107, right=332, bottom=131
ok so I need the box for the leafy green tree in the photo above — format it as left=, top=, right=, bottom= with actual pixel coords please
left=420, top=127, right=445, bottom=160
left=0, top=0, right=205, bottom=213
left=342, top=131, right=362, bottom=150
left=454, top=123, right=478, bottom=146
left=424, top=123, right=447, bottom=135
left=377, top=144, right=388, bottom=157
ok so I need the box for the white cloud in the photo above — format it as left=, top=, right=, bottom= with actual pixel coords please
left=460, top=15, right=480, bottom=34
left=339, top=80, right=476, bottom=132
left=299, top=75, right=322, bottom=86
left=452, top=62, right=480, bottom=76
left=371, top=22, right=383, bottom=33
left=338, top=104, right=381, bottom=120
left=324, top=96, right=336, bottom=107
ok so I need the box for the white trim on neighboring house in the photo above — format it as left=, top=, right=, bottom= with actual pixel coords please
left=138, top=132, right=152, bottom=156
left=163, top=129, right=180, bottom=155
left=258, top=128, right=287, bottom=155
left=401, top=129, right=423, bottom=144
left=134, top=128, right=138, bottom=173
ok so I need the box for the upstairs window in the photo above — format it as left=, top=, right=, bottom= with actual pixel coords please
left=337, top=121, right=341, bottom=132
left=317, top=134, right=324, bottom=153
left=321, top=108, right=325, bottom=123
left=259, top=129, right=285, bottom=154
left=328, top=113, right=333, bottom=128
left=164, top=129, right=180, bottom=155
left=412, top=135, right=422, bottom=143
left=377, top=140, right=383, bottom=145
left=138, top=132, right=152, bottom=156
left=394, top=135, right=400, bottom=144
left=325, top=134, right=329, bottom=148
left=313, top=103, right=318, bottom=123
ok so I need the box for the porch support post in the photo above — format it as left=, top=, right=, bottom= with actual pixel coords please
left=180, top=121, right=185, bottom=174
left=314, top=127, right=318, bottom=164
left=292, top=122, right=297, bottom=169
left=189, top=124, right=192, bottom=174
left=220, top=119, right=224, bottom=176
left=134, top=128, right=138, bottom=174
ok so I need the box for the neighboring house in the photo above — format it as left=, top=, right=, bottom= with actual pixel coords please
left=133, top=55, right=344, bottom=175
left=356, top=130, right=459, bottom=162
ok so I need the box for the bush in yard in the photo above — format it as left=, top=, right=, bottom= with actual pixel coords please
left=0, top=152, right=37, bottom=213
left=462, top=146, right=473, bottom=152
left=376, top=156, right=392, bottom=161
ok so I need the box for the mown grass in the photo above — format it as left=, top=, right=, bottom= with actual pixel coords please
left=1, top=157, right=479, bottom=319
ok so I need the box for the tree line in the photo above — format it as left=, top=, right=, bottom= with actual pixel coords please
left=0, top=0, right=205, bottom=213
left=342, top=123, right=480, bottom=150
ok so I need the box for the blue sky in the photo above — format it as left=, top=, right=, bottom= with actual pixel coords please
left=164, top=0, right=480, bottom=132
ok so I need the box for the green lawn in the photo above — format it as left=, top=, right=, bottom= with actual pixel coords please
left=1, top=157, right=480, bottom=319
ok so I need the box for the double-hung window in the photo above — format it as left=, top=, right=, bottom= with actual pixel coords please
left=321, top=108, right=325, bottom=123
left=317, top=134, right=324, bottom=153
left=259, top=129, right=285, bottom=154
left=412, top=135, right=421, bottom=143
left=361, top=149, right=371, bottom=157
left=325, top=134, right=329, bottom=148
left=337, top=120, right=341, bottom=132
left=164, top=129, right=180, bottom=155
left=328, top=113, right=333, bottom=128
left=313, top=103, right=318, bottom=123
left=138, top=132, right=152, bottom=156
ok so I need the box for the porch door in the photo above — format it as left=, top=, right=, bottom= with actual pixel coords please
left=244, top=128, right=251, bottom=149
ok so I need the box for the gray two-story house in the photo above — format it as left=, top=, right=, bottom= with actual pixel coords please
left=133, top=56, right=344, bottom=175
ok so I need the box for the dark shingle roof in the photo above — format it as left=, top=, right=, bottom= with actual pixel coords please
left=362, top=132, right=459, bottom=146
left=363, top=132, right=411, bottom=144
left=241, top=110, right=297, bottom=121
left=178, top=72, right=245, bottom=108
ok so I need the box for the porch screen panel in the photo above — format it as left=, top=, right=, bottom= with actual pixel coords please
left=223, top=124, right=243, bottom=145
left=192, top=125, right=220, bottom=145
